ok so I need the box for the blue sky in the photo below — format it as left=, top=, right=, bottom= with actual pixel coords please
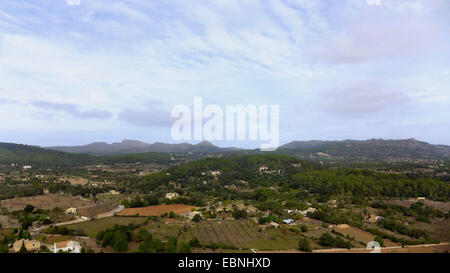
left=0, top=0, right=449, bottom=147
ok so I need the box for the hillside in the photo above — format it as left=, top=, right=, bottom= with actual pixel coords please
left=0, top=142, right=178, bottom=167
left=277, top=139, right=450, bottom=161
left=0, top=142, right=93, bottom=167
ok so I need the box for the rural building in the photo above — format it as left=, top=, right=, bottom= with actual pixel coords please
left=366, top=214, right=383, bottom=223
left=165, top=192, right=179, bottom=200
left=269, top=221, right=279, bottom=228
left=185, top=210, right=202, bottom=220
left=259, top=166, right=269, bottom=173
left=299, top=207, right=317, bottom=216
left=417, top=197, right=426, bottom=201
left=23, top=165, right=32, bottom=170
left=65, top=207, right=77, bottom=215
left=108, top=190, right=120, bottom=195
left=210, top=170, right=221, bottom=179
left=13, top=239, right=41, bottom=252
left=283, top=219, right=294, bottom=225
left=53, top=241, right=81, bottom=253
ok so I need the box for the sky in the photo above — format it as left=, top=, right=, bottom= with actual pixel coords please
left=0, top=0, right=449, bottom=148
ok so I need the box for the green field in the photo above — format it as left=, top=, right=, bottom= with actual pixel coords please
left=66, top=216, right=146, bottom=238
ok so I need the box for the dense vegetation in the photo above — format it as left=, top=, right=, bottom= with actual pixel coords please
left=291, top=170, right=450, bottom=201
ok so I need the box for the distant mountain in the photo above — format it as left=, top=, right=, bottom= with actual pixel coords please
left=47, top=140, right=240, bottom=155
left=0, top=142, right=93, bottom=167
left=277, top=139, right=450, bottom=160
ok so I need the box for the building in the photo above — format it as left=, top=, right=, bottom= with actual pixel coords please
left=283, top=219, right=294, bottom=225
left=54, top=241, right=81, bottom=253
left=108, top=190, right=120, bottom=195
left=23, top=165, right=32, bottom=170
left=259, top=166, right=269, bottom=173
left=65, top=207, right=77, bottom=215
left=269, top=221, right=279, bottom=228
left=210, top=170, right=221, bottom=180
left=417, top=197, right=426, bottom=201
left=299, top=207, right=317, bottom=216
left=13, top=239, right=41, bottom=252
left=165, top=192, right=179, bottom=200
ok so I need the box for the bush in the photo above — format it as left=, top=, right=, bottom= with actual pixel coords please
left=189, top=237, right=201, bottom=248
left=298, top=237, right=312, bottom=252
left=319, top=233, right=335, bottom=247
left=300, top=225, right=308, bottom=232
left=179, top=242, right=192, bottom=253
left=113, top=238, right=128, bottom=252
left=374, top=236, right=385, bottom=247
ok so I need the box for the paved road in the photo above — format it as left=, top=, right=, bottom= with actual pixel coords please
left=96, top=205, right=124, bottom=219
left=30, top=205, right=125, bottom=236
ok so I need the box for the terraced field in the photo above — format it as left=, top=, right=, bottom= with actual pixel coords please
left=180, top=220, right=304, bottom=250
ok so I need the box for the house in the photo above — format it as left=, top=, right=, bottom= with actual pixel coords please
left=13, top=239, right=41, bottom=252
left=108, top=190, right=120, bottom=195
left=54, top=241, right=81, bottom=253
left=210, top=170, right=221, bottom=179
left=299, top=207, right=317, bottom=216
left=185, top=210, right=202, bottom=220
left=417, top=197, right=426, bottom=201
left=65, top=207, right=77, bottom=215
left=366, top=214, right=383, bottom=223
left=283, top=219, right=294, bottom=225
left=269, top=221, right=279, bottom=228
left=23, top=165, right=32, bottom=170
left=259, top=166, right=269, bottom=173
left=165, top=192, right=179, bottom=200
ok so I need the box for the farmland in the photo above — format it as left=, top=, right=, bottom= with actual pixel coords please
left=66, top=216, right=146, bottom=238
left=0, top=194, right=93, bottom=211
left=179, top=220, right=306, bottom=250
left=118, top=204, right=197, bottom=217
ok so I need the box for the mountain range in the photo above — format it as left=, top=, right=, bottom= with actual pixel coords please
left=0, top=138, right=449, bottom=167
left=47, top=140, right=240, bottom=155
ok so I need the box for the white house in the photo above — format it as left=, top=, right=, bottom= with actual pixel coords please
left=54, top=241, right=81, bottom=253
left=165, top=192, right=179, bottom=200
left=299, top=207, right=317, bottom=216
left=65, top=207, right=77, bottom=215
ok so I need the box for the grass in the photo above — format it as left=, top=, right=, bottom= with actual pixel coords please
left=66, top=216, right=146, bottom=238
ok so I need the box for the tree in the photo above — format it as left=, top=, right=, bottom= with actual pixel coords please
left=374, top=236, right=385, bottom=247
left=319, top=233, right=336, bottom=247
left=19, top=241, right=28, bottom=253
left=189, top=237, right=201, bottom=248
left=298, top=237, right=312, bottom=252
left=192, top=214, right=202, bottom=222
left=300, top=225, right=308, bottom=232
left=179, top=242, right=192, bottom=253
left=24, top=204, right=35, bottom=213
left=0, top=243, right=8, bottom=253
left=232, top=208, right=248, bottom=219
left=39, top=245, right=51, bottom=253
left=167, top=237, right=178, bottom=253
left=113, top=238, right=128, bottom=252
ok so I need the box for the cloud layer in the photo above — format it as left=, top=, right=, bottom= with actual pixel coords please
left=0, top=0, right=449, bottom=146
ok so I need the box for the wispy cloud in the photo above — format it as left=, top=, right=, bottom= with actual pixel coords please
left=31, top=100, right=112, bottom=119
